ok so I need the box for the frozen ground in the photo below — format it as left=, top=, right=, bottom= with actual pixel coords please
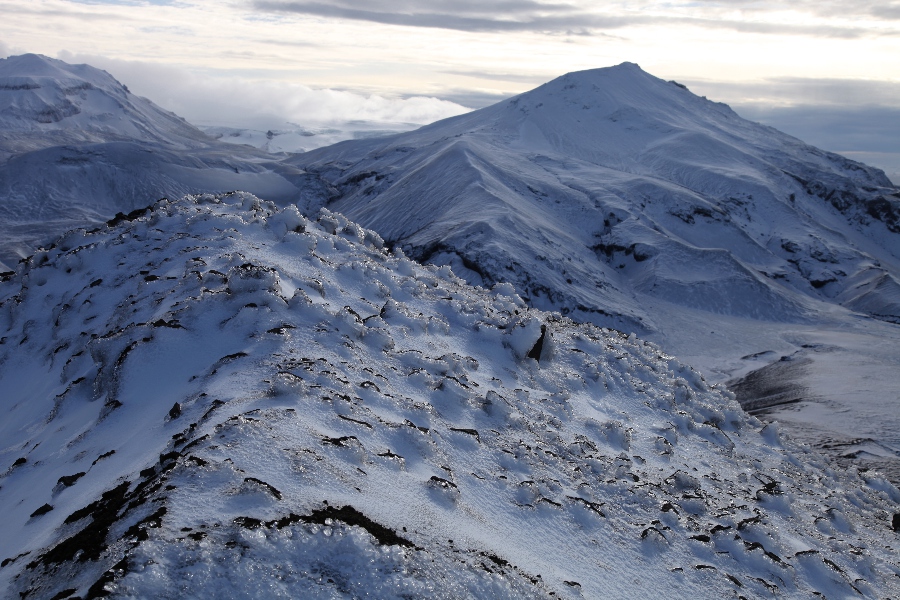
left=1, top=193, right=898, bottom=599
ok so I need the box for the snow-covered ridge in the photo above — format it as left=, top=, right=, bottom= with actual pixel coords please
left=0, top=54, right=212, bottom=152
left=0, top=54, right=319, bottom=271
left=1, top=193, right=898, bottom=598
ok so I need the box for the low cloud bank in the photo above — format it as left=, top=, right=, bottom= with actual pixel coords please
left=57, top=51, right=470, bottom=128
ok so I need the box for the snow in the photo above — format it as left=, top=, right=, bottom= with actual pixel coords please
left=2, top=55, right=900, bottom=598
left=290, top=63, right=900, bottom=480
left=1, top=193, right=899, bottom=599
left=0, top=54, right=319, bottom=269
left=0, top=53, right=212, bottom=154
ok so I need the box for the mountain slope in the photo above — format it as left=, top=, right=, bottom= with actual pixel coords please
left=0, top=53, right=212, bottom=156
left=0, top=54, right=318, bottom=269
left=292, top=63, right=900, bottom=329
left=289, top=63, right=900, bottom=477
left=1, top=193, right=899, bottom=599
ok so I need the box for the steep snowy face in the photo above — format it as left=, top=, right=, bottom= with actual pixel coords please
left=1, top=194, right=899, bottom=599
left=0, top=53, right=211, bottom=153
left=0, top=54, right=319, bottom=270
left=294, top=63, right=900, bottom=331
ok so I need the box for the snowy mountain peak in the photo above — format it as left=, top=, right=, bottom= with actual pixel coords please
left=294, top=61, right=899, bottom=332
left=0, top=53, right=210, bottom=147
left=0, top=54, right=317, bottom=271
left=0, top=53, right=112, bottom=84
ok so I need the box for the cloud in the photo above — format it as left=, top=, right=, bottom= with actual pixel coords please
left=0, top=1, right=129, bottom=21
left=744, top=0, right=900, bottom=21
left=733, top=103, right=900, bottom=185
left=55, top=52, right=471, bottom=126
left=253, top=0, right=629, bottom=32
left=426, top=89, right=514, bottom=109
left=442, top=70, right=555, bottom=85
left=687, top=77, right=900, bottom=109
left=252, top=0, right=896, bottom=37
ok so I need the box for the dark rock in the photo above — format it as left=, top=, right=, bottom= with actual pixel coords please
left=57, top=472, right=86, bottom=488
left=30, top=504, right=54, bottom=518
left=168, top=403, right=181, bottom=420
left=527, top=325, right=547, bottom=361
left=243, top=477, right=283, bottom=500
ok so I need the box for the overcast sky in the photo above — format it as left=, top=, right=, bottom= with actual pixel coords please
left=2, top=0, right=899, bottom=182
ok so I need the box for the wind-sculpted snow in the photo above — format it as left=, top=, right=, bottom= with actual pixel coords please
left=1, top=193, right=898, bottom=599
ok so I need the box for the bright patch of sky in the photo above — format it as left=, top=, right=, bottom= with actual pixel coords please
left=1, top=0, right=899, bottom=180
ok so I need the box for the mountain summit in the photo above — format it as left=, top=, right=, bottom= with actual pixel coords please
left=0, top=53, right=211, bottom=153
left=292, top=63, right=900, bottom=476
left=0, top=54, right=318, bottom=270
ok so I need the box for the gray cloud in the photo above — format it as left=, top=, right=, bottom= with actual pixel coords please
left=687, top=77, right=900, bottom=110
left=871, top=4, right=900, bottom=19
left=442, top=70, right=554, bottom=85
left=648, top=0, right=900, bottom=21
left=424, top=88, right=514, bottom=109
left=733, top=103, right=900, bottom=185
left=0, top=1, right=129, bottom=21
left=252, top=0, right=633, bottom=32
left=253, top=0, right=896, bottom=37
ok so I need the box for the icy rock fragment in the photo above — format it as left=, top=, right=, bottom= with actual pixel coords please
left=505, top=317, right=545, bottom=361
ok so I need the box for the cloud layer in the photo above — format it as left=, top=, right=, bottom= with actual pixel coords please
left=254, top=0, right=900, bottom=37
left=57, top=52, right=469, bottom=127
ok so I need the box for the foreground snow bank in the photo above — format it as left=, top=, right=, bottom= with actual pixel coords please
left=1, top=193, right=898, bottom=599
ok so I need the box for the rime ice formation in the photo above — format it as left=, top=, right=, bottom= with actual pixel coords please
left=1, top=194, right=899, bottom=599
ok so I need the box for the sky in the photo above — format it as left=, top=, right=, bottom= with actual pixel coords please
left=1, top=0, right=899, bottom=182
